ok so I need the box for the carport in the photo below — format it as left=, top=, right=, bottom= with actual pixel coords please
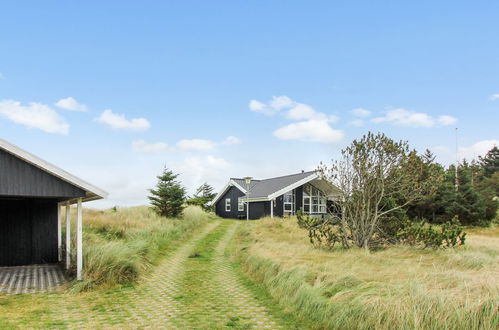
left=0, top=139, right=107, bottom=291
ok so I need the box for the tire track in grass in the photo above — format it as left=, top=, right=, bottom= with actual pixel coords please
left=53, top=221, right=220, bottom=328
left=172, top=220, right=282, bottom=329
left=23, top=220, right=284, bottom=329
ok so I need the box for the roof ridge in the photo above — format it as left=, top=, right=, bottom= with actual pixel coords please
left=230, top=178, right=262, bottom=181
left=261, top=170, right=316, bottom=181
left=231, top=170, right=316, bottom=182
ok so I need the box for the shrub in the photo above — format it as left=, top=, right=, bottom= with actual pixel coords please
left=297, top=211, right=466, bottom=249
left=399, top=216, right=466, bottom=248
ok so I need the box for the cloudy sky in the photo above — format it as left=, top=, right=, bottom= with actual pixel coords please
left=1, top=1, right=498, bottom=208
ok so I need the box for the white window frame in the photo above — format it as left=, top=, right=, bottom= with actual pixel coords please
left=225, top=198, right=231, bottom=212
left=302, top=187, right=310, bottom=213
left=283, top=190, right=295, bottom=215
left=238, top=197, right=245, bottom=211
left=303, top=184, right=326, bottom=214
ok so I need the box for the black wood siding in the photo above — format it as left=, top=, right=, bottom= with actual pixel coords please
left=274, top=195, right=284, bottom=217
left=215, top=186, right=246, bottom=219
left=0, top=149, right=86, bottom=198
left=248, top=201, right=268, bottom=219
left=0, top=198, right=58, bottom=266
left=295, top=186, right=303, bottom=212
left=216, top=184, right=320, bottom=219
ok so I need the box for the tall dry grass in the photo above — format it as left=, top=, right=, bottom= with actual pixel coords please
left=65, top=205, right=212, bottom=290
left=234, top=217, right=499, bottom=329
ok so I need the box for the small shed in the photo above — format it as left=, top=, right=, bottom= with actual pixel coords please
left=0, top=139, right=107, bottom=280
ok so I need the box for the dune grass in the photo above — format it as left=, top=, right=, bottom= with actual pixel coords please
left=233, top=217, right=499, bottom=330
left=65, top=205, right=213, bottom=290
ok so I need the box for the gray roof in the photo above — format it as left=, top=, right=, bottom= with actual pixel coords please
left=231, top=171, right=316, bottom=199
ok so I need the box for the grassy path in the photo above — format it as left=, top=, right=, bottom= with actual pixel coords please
left=171, top=221, right=282, bottom=329
left=2, top=219, right=285, bottom=329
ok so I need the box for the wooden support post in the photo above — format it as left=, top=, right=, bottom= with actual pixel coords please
left=270, top=199, right=274, bottom=218
left=57, top=203, right=62, bottom=262
left=65, top=202, right=71, bottom=270
left=76, top=198, right=83, bottom=281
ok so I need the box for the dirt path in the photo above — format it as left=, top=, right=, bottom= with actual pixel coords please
left=48, top=220, right=282, bottom=329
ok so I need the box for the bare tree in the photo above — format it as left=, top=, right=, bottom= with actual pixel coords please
left=318, top=132, right=441, bottom=249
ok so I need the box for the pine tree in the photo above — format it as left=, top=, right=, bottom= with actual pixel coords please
left=187, top=183, right=216, bottom=211
left=404, top=149, right=445, bottom=221
left=148, top=168, right=186, bottom=218
left=194, top=183, right=216, bottom=199
left=438, top=163, right=489, bottom=226
left=479, top=146, right=499, bottom=178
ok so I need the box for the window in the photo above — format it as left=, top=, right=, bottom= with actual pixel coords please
left=283, top=190, right=295, bottom=215
left=319, top=197, right=327, bottom=213
left=238, top=197, right=245, bottom=211
left=303, top=188, right=310, bottom=213
left=303, top=184, right=326, bottom=214
left=225, top=198, right=231, bottom=212
left=303, top=197, right=310, bottom=213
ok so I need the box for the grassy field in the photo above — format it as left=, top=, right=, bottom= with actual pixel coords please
left=0, top=206, right=213, bottom=327
left=234, top=217, right=499, bottom=330
left=2, top=206, right=497, bottom=329
left=69, top=205, right=212, bottom=289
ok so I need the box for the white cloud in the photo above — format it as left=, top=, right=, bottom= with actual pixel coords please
left=458, top=139, right=499, bottom=161
left=132, top=140, right=172, bottom=153
left=437, top=115, right=458, bottom=126
left=176, top=138, right=216, bottom=151
left=273, top=119, right=344, bottom=143
left=249, top=99, right=277, bottom=115
left=0, top=99, right=69, bottom=135
left=96, top=109, right=150, bottom=131
left=184, top=155, right=231, bottom=170
left=286, top=103, right=338, bottom=122
left=249, top=95, right=337, bottom=122
left=372, top=108, right=457, bottom=128
left=349, top=119, right=365, bottom=127
left=269, top=95, right=294, bottom=110
left=249, top=99, right=266, bottom=111
left=223, top=136, right=241, bottom=145
left=286, top=103, right=316, bottom=120
left=0, top=72, right=4, bottom=79
left=490, top=94, right=499, bottom=101
left=351, top=108, right=371, bottom=117
left=250, top=95, right=342, bottom=144
left=55, top=97, right=88, bottom=112
left=175, top=155, right=232, bottom=194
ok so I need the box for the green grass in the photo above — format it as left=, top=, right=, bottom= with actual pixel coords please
left=67, top=205, right=214, bottom=290
left=233, top=217, right=499, bottom=330
left=226, top=228, right=313, bottom=329
left=0, top=206, right=213, bottom=328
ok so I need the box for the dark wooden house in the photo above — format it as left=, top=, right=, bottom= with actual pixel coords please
left=0, top=139, right=107, bottom=280
left=210, top=171, right=341, bottom=220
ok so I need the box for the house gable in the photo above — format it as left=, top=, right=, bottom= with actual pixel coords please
left=215, top=185, right=246, bottom=219
left=0, top=148, right=86, bottom=199
left=0, top=139, right=107, bottom=201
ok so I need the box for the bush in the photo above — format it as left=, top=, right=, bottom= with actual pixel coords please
left=399, top=216, right=466, bottom=248
left=297, top=211, right=466, bottom=250
left=297, top=210, right=343, bottom=249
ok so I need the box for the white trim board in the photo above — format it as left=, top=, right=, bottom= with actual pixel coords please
left=267, top=173, right=318, bottom=200
left=0, top=139, right=108, bottom=201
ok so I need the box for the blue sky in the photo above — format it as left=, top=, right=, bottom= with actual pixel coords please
left=1, top=1, right=498, bottom=208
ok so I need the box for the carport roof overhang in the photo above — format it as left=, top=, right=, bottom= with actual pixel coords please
left=0, top=139, right=108, bottom=202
